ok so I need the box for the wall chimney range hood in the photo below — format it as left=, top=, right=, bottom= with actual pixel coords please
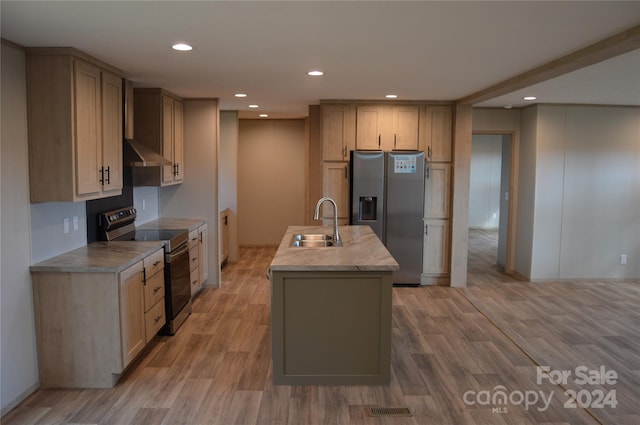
left=123, top=139, right=172, bottom=167
left=122, top=79, right=171, bottom=167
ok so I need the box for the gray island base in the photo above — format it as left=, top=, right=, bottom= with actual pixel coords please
left=269, top=225, right=399, bottom=385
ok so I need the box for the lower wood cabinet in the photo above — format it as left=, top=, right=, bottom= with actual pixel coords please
left=31, top=248, right=165, bottom=388
left=422, top=219, right=450, bottom=282
left=189, top=223, right=209, bottom=297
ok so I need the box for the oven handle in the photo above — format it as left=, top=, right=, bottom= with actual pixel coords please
left=167, top=242, right=189, bottom=261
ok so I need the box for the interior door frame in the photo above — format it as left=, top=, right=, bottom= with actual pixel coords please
left=470, top=130, right=517, bottom=274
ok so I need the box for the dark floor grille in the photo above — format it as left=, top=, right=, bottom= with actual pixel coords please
left=366, top=406, right=412, bottom=417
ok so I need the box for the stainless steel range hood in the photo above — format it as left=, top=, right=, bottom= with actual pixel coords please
left=123, top=139, right=172, bottom=167
left=122, top=79, right=171, bottom=167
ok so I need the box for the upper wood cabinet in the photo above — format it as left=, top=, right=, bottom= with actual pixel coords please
left=322, top=104, right=355, bottom=160
left=26, top=48, right=123, bottom=202
left=132, top=89, right=184, bottom=186
left=356, top=105, right=420, bottom=151
left=421, top=106, right=452, bottom=162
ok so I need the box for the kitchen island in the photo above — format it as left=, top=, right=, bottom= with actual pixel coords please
left=269, top=225, right=398, bottom=385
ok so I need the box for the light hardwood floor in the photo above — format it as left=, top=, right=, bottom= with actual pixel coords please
left=3, top=231, right=638, bottom=424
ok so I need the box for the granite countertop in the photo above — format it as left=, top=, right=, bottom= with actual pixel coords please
left=30, top=241, right=165, bottom=273
left=270, top=225, right=399, bottom=272
left=137, top=217, right=207, bottom=232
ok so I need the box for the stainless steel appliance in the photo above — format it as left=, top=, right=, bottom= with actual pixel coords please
left=350, top=151, right=425, bottom=285
left=98, top=207, right=191, bottom=335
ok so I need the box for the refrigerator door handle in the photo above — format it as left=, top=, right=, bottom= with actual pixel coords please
left=425, top=224, right=428, bottom=235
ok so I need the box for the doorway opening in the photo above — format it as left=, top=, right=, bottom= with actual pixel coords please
left=468, top=133, right=514, bottom=279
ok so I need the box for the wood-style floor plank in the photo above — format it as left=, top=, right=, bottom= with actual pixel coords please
left=3, top=234, right=637, bottom=424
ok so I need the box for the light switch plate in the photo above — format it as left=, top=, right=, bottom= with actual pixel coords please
left=63, top=218, right=69, bottom=234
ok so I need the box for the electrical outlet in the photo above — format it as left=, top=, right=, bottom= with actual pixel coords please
left=73, top=216, right=79, bottom=231
left=142, top=199, right=146, bottom=210
left=620, top=254, right=627, bottom=265
left=63, top=218, right=69, bottom=234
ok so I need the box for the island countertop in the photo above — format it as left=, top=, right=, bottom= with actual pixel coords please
left=270, top=225, right=399, bottom=272
left=29, top=241, right=165, bottom=273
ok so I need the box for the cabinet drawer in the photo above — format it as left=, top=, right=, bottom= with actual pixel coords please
left=189, top=229, right=199, bottom=248
left=143, top=249, right=164, bottom=278
left=144, top=270, right=165, bottom=311
left=145, top=299, right=165, bottom=343
left=190, top=267, right=200, bottom=296
left=189, top=246, right=199, bottom=272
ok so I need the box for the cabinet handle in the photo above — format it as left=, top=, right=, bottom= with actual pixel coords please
left=426, top=167, right=430, bottom=179
left=343, top=146, right=347, bottom=158
left=99, top=167, right=104, bottom=184
left=344, top=165, right=348, bottom=180
left=378, top=134, right=381, bottom=149
left=153, top=260, right=161, bottom=266
left=428, top=146, right=432, bottom=159
left=394, top=134, right=397, bottom=149
left=192, top=258, right=197, bottom=262
left=154, top=315, right=162, bottom=323
left=141, top=268, right=147, bottom=285
left=105, top=166, right=110, bottom=185
left=425, top=224, right=428, bottom=235
left=175, top=163, right=180, bottom=176
left=192, top=279, right=198, bottom=285
left=153, top=286, right=161, bottom=293
left=199, top=231, right=203, bottom=243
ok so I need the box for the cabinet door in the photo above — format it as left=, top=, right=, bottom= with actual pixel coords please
left=392, top=106, right=420, bottom=150
left=101, top=72, right=123, bottom=193
left=356, top=105, right=386, bottom=150
left=424, top=163, right=451, bottom=218
left=423, top=219, right=450, bottom=275
left=424, top=106, right=452, bottom=162
left=322, top=162, right=349, bottom=221
left=173, top=100, right=184, bottom=182
left=161, top=96, right=175, bottom=184
left=74, top=60, right=102, bottom=196
left=119, top=261, right=145, bottom=368
left=198, top=224, right=208, bottom=284
left=322, top=104, right=355, bottom=161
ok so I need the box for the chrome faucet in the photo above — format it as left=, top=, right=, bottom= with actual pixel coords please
left=313, top=197, right=342, bottom=246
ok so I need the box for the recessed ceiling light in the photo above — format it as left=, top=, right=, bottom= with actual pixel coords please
left=172, top=43, right=193, bottom=51
left=307, top=70, right=324, bottom=76
left=248, top=104, right=259, bottom=108
left=259, top=114, right=269, bottom=118
left=234, top=93, right=247, bottom=98
left=385, top=94, right=398, bottom=99
left=504, top=105, right=513, bottom=109
left=523, top=96, right=537, bottom=101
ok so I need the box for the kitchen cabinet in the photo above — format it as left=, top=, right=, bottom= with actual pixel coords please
left=220, top=209, right=230, bottom=266
left=424, top=163, right=451, bottom=219
left=132, top=88, right=184, bottom=186
left=322, top=162, right=350, bottom=226
left=322, top=104, right=356, bottom=161
left=25, top=48, right=123, bottom=202
left=270, top=226, right=396, bottom=385
left=422, top=219, right=450, bottom=276
left=188, top=223, right=208, bottom=296
left=355, top=105, right=420, bottom=151
left=142, top=249, right=166, bottom=343
left=119, top=261, right=146, bottom=367
left=421, top=106, right=452, bottom=162
left=31, top=246, right=165, bottom=388
left=198, top=223, right=208, bottom=285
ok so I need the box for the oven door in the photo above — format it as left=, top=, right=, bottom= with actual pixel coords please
left=164, top=242, right=191, bottom=334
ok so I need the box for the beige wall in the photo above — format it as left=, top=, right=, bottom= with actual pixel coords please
left=238, top=119, right=306, bottom=245
left=1, top=41, right=39, bottom=414
left=159, top=99, right=220, bottom=286
left=531, top=105, right=640, bottom=280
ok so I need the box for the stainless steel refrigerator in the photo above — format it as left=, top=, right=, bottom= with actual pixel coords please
left=350, top=151, right=425, bottom=285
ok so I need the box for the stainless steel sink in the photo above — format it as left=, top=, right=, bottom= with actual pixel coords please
left=291, top=234, right=335, bottom=247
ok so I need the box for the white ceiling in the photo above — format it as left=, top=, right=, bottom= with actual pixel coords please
left=2, top=1, right=639, bottom=118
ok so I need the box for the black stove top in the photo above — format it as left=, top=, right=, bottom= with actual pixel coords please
left=98, top=207, right=189, bottom=252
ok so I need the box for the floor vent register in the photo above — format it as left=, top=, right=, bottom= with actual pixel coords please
left=366, top=406, right=412, bottom=417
